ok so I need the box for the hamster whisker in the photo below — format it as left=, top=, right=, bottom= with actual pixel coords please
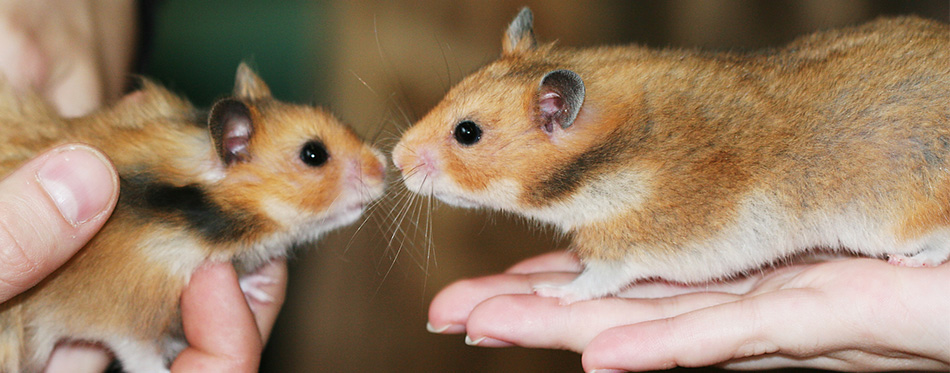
left=349, top=69, right=379, bottom=97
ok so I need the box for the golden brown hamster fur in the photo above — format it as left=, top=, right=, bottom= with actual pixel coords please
left=0, top=63, right=386, bottom=372
left=392, top=8, right=950, bottom=304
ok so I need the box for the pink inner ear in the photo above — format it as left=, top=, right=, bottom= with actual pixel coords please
left=539, top=91, right=564, bottom=117
left=539, top=91, right=564, bottom=133
left=224, top=136, right=248, bottom=155
left=224, top=118, right=252, bottom=158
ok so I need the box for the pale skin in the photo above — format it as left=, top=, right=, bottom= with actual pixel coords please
left=428, top=250, right=950, bottom=372
left=0, top=145, right=287, bottom=372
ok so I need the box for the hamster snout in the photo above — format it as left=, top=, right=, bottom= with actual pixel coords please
left=348, top=149, right=387, bottom=200
left=392, top=142, right=439, bottom=189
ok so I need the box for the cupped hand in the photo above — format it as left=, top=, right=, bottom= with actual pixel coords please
left=0, top=144, right=118, bottom=372
left=428, top=250, right=950, bottom=372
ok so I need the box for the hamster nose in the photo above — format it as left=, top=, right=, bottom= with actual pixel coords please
left=391, top=146, right=406, bottom=172
left=362, top=149, right=387, bottom=181
left=376, top=150, right=387, bottom=172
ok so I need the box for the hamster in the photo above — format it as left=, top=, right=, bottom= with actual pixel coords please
left=0, top=63, right=386, bottom=372
left=392, top=8, right=950, bottom=304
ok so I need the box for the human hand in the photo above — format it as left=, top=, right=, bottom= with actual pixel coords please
left=428, top=250, right=950, bottom=372
left=0, top=0, right=136, bottom=117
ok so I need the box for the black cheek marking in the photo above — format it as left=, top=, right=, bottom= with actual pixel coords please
left=529, top=128, right=635, bottom=205
left=119, top=175, right=257, bottom=243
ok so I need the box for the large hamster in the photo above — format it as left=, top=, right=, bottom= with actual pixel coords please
left=392, top=8, right=949, bottom=304
left=0, top=63, right=385, bottom=372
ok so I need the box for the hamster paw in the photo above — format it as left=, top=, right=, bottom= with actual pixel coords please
left=239, top=273, right=279, bottom=304
left=887, top=245, right=950, bottom=267
left=533, top=283, right=595, bottom=305
left=887, top=254, right=935, bottom=267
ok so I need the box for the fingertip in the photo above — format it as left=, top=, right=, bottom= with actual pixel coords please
left=466, top=294, right=593, bottom=352
left=35, top=144, right=118, bottom=227
left=427, top=277, right=491, bottom=333
left=45, top=342, right=112, bottom=373
left=426, top=322, right=465, bottom=335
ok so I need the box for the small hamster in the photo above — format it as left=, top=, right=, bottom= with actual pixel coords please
left=0, top=63, right=386, bottom=372
left=392, top=8, right=950, bottom=304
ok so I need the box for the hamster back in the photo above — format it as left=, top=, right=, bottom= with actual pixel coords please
left=393, top=8, right=950, bottom=304
left=0, top=63, right=385, bottom=372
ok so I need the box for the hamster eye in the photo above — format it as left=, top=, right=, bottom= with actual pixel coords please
left=300, top=140, right=329, bottom=167
left=453, top=120, right=482, bottom=146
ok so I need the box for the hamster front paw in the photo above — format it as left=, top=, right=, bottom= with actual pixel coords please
left=239, top=273, right=279, bottom=303
left=533, top=260, right=641, bottom=305
left=533, top=283, right=596, bottom=305
left=887, top=245, right=950, bottom=268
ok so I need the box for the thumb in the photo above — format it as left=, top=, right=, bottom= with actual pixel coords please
left=0, top=144, right=117, bottom=302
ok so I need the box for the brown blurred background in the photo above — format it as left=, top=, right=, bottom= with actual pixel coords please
left=139, top=1, right=948, bottom=372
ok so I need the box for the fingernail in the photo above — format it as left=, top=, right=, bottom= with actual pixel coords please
left=36, top=146, right=116, bottom=226
left=464, top=335, right=484, bottom=346
left=464, top=335, right=512, bottom=347
left=426, top=322, right=451, bottom=333
left=588, top=370, right=626, bottom=373
left=426, top=322, right=464, bottom=334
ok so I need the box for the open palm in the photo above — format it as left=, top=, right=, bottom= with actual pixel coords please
left=428, top=251, right=950, bottom=372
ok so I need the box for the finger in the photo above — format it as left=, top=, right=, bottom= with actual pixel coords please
left=581, top=290, right=837, bottom=372
left=244, top=259, right=287, bottom=345
left=45, top=342, right=112, bottom=373
left=172, top=262, right=262, bottom=372
left=46, top=54, right=103, bottom=118
left=504, top=250, right=764, bottom=296
left=427, top=272, right=576, bottom=334
left=505, top=250, right=582, bottom=274
left=0, top=144, right=117, bottom=302
left=464, top=291, right=742, bottom=352
left=616, top=275, right=763, bottom=299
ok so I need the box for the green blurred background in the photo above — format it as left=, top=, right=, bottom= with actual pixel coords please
left=144, top=0, right=326, bottom=107
left=136, top=1, right=948, bottom=372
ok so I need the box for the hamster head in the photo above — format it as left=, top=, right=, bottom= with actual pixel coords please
left=209, top=64, right=386, bottom=253
left=392, top=8, right=629, bottom=230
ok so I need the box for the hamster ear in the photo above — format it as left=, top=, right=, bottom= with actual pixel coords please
left=234, top=63, right=272, bottom=101
left=538, top=69, right=585, bottom=132
left=209, top=98, right=254, bottom=165
left=503, top=7, right=536, bottom=55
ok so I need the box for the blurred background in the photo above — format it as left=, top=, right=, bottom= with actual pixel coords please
left=13, top=0, right=947, bottom=372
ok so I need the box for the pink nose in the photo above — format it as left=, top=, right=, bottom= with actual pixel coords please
left=364, top=152, right=387, bottom=180
left=391, top=157, right=404, bottom=172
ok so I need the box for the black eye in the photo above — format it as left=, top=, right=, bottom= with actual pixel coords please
left=300, top=140, right=329, bottom=167
left=453, top=120, right=482, bottom=146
